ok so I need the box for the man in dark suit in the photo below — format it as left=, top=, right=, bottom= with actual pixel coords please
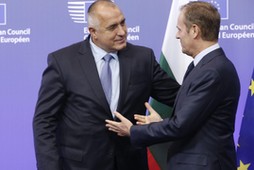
left=106, top=2, right=241, bottom=170
left=32, top=0, right=180, bottom=170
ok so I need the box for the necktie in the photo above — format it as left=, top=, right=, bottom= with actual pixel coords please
left=100, top=54, right=113, bottom=104
left=183, top=61, right=194, bottom=80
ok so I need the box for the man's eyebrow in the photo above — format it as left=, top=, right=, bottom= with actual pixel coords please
left=106, top=18, right=126, bottom=30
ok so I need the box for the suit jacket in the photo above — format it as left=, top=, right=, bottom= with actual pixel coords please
left=131, top=48, right=240, bottom=170
left=33, top=37, right=180, bottom=170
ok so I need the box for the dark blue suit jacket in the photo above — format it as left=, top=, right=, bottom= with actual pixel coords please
left=131, top=48, right=240, bottom=170
left=33, top=37, right=180, bottom=170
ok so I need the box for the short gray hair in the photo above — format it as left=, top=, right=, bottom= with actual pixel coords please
left=87, top=0, right=115, bottom=29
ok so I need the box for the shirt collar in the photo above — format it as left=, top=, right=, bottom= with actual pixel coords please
left=89, top=38, right=118, bottom=62
left=194, top=43, right=220, bottom=66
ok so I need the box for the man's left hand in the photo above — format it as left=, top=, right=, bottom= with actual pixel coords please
left=105, top=112, right=133, bottom=136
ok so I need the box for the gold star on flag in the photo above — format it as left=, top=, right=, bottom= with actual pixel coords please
left=249, top=79, right=254, bottom=96
left=238, top=160, right=250, bottom=170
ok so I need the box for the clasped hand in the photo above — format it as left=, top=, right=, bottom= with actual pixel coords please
left=105, top=102, right=163, bottom=136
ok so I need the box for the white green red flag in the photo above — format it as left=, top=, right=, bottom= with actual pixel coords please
left=148, top=0, right=193, bottom=169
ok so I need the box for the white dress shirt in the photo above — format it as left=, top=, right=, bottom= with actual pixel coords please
left=89, top=38, right=120, bottom=116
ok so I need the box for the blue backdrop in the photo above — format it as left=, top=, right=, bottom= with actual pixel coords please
left=0, top=0, right=253, bottom=169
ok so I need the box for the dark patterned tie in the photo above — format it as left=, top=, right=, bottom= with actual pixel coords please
left=100, top=54, right=113, bottom=104
left=183, top=61, right=194, bottom=80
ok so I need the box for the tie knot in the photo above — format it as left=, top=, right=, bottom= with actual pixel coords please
left=188, top=61, right=194, bottom=70
left=103, top=54, right=113, bottom=62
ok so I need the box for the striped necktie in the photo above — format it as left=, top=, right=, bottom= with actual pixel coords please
left=100, top=54, right=113, bottom=104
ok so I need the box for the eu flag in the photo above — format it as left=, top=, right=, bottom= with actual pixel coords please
left=237, top=68, right=254, bottom=170
left=199, top=0, right=229, bottom=19
left=0, top=4, right=6, bottom=25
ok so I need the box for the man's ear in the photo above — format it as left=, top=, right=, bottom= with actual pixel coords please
left=191, top=24, right=200, bottom=39
left=89, top=27, right=97, bottom=39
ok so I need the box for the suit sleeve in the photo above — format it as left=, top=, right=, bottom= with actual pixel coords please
left=33, top=54, right=65, bottom=170
left=150, top=53, right=180, bottom=106
left=131, top=69, right=222, bottom=147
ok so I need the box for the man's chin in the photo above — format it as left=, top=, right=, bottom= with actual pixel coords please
left=116, top=43, right=127, bottom=50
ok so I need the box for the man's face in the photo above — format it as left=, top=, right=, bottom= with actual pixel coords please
left=176, top=11, right=194, bottom=56
left=90, top=7, right=127, bottom=52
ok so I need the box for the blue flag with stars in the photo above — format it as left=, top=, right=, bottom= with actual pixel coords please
left=237, top=68, right=254, bottom=170
left=199, top=0, right=229, bottom=19
left=0, top=4, right=6, bottom=24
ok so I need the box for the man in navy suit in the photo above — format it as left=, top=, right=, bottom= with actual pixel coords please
left=32, top=0, right=180, bottom=170
left=106, top=1, right=240, bottom=170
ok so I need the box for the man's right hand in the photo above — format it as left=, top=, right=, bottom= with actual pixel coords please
left=134, top=102, right=163, bottom=125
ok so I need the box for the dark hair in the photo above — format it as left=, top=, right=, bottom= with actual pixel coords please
left=181, top=1, right=221, bottom=41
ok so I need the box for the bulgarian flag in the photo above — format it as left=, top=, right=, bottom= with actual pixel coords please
left=148, top=0, right=193, bottom=169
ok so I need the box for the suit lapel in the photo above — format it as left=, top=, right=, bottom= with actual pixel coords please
left=117, top=48, right=131, bottom=113
left=171, top=48, right=224, bottom=117
left=77, top=39, right=111, bottom=114
left=76, top=41, right=135, bottom=115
